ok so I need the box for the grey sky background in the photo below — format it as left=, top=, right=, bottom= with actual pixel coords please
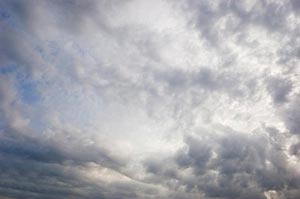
left=0, top=0, right=300, bottom=198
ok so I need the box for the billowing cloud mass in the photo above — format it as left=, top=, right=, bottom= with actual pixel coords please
left=0, top=0, right=300, bottom=198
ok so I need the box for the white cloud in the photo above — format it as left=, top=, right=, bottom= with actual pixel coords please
left=1, top=0, right=300, bottom=198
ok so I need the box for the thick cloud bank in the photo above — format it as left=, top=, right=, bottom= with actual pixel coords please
left=0, top=0, right=300, bottom=198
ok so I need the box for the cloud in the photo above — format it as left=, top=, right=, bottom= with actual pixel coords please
left=0, top=0, right=300, bottom=198
left=142, top=126, right=299, bottom=198
left=266, top=76, right=293, bottom=104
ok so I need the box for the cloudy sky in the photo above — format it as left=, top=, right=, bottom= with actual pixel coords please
left=0, top=0, right=300, bottom=198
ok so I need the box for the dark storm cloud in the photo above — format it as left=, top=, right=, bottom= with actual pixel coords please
left=142, top=127, right=300, bottom=199
left=0, top=140, right=97, bottom=199
left=179, top=131, right=268, bottom=198
left=0, top=126, right=160, bottom=199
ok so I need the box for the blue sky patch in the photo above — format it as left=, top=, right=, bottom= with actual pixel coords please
left=16, top=73, right=40, bottom=105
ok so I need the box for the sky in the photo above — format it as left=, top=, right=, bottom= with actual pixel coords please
left=0, top=0, right=300, bottom=199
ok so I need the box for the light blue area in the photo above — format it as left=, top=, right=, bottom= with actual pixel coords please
left=19, top=80, right=40, bottom=104
left=47, top=41, right=61, bottom=57
left=0, top=9, right=10, bottom=21
left=16, top=71, right=40, bottom=105
left=0, top=63, right=41, bottom=105
left=0, top=64, right=18, bottom=74
left=0, top=5, right=21, bottom=30
left=0, top=3, right=97, bottom=130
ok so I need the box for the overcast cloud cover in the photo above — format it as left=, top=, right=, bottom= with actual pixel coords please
left=0, top=0, right=300, bottom=198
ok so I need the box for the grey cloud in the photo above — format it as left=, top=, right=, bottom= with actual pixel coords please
left=290, top=0, right=300, bottom=11
left=186, top=0, right=292, bottom=44
left=152, top=67, right=256, bottom=100
left=182, top=136, right=212, bottom=174
left=281, top=98, right=300, bottom=135
left=184, top=0, right=300, bottom=75
left=266, top=76, right=292, bottom=104
left=289, top=142, right=300, bottom=156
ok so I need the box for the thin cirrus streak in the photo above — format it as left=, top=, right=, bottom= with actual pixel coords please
left=0, top=0, right=300, bottom=199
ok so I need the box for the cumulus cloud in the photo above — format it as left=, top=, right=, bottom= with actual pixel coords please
left=0, top=0, right=300, bottom=198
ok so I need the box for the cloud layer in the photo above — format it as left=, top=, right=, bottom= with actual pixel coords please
left=1, top=0, right=300, bottom=198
